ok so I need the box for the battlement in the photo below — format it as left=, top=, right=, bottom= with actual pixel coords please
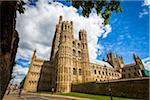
left=61, top=21, right=73, bottom=32
left=57, top=16, right=87, bottom=41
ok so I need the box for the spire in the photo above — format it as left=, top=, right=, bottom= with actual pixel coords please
left=32, top=49, right=36, bottom=59
left=59, top=16, right=62, bottom=24
left=133, top=53, right=136, bottom=60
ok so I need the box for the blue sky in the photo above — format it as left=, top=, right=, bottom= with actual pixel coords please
left=97, top=0, right=149, bottom=64
left=53, top=0, right=149, bottom=64
left=13, top=0, right=149, bottom=84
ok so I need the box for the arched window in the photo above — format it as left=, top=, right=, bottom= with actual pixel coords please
left=94, top=70, right=97, bottom=74
left=102, top=71, right=104, bottom=75
left=134, top=67, right=137, bottom=70
left=83, top=44, right=84, bottom=49
left=78, top=51, right=81, bottom=57
left=79, top=69, right=82, bottom=75
left=65, top=25, right=67, bottom=30
left=98, top=71, right=100, bottom=75
left=73, top=41, right=75, bottom=47
left=134, top=72, right=137, bottom=76
left=128, top=73, right=131, bottom=78
left=112, top=73, right=114, bottom=76
left=109, top=73, right=111, bottom=76
left=78, top=43, right=80, bottom=48
left=73, top=68, right=76, bottom=75
left=73, top=49, right=76, bottom=56
left=64, top=35, right=66, bottom=39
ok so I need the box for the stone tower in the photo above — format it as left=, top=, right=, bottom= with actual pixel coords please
left=49, top=16, right=63, bottom=90
left=23, top=50, right=46, bottom=92
left=50, top=16, right=62, bottom=61
left=107, top=52, right=124, bottom=71
left=23, top=50, right=37, bottom=91
left=79, top=30, right=92, bottom=82
left=56, top=20, right=73, bottom=92
left=50, top=16, right=92, bottom=92
left=133, top=54, right=144, bottom=70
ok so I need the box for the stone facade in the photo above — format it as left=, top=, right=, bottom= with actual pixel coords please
left=23, top=50, right=51, bottom=92
left=91, top=63, right=121, bottom=82
left=23, top=16, right=144, bottom=93
left=121, top=54, right=144, bottom=78
left=0, top=1, right=19, bottom=99
left=104, top=53, right=144, bottom=79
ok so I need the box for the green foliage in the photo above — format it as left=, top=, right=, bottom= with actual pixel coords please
left=16, top=0, right=123, bottom=25
left=72, top=0, right=123, bottom=25
left=17, top=0, right=26, bottom=14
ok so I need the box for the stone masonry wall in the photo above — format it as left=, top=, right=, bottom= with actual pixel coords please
left=71, top=77, right=149, bottom=100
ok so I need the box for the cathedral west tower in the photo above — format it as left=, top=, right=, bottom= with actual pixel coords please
left=23, top=16, right=144, bottom=93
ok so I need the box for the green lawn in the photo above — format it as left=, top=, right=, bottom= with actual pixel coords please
left=54, top=92, right=135, bottom=100
left=38, top=92, right=136, bottom=100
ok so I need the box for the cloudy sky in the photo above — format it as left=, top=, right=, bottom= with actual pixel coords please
left=12, top=0, right=149, bottom=84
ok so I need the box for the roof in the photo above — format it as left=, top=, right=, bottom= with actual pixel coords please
left=90, top=60, right=113, bottom=68
left=123, top=63, right=136, bottom=68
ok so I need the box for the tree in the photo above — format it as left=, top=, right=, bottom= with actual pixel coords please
left=17, top=0, right=123, bottom=25
left=20, top=76, right=26, bottom=88
left=17, top=0, right=26, bottom=14
left=72, top=0, right=123, bottom=25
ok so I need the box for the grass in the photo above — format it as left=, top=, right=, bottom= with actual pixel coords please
left=59, top=92, right=135, bottom=100
left=38, top=92, right=136, bottom=100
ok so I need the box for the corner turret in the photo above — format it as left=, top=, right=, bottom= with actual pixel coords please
left=133, top=54, right=144, bottom=70
left=32, top=49, right=36, bottom=59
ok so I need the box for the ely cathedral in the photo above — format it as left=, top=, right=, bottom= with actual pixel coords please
left=23, top=16, right=144, bottom=93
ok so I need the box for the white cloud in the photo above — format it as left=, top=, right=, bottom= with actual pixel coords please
left=139, top=9, right=149, bottom=18
left=144, top=0, right=150, bottom=6
left=15, top=0, right=112, bottom=83
left=102, top=25, right=112, bottom=38
left=12, top=65, right=29, bottom=84
left=13, top=65, right=28, bottom=75
left=16, top=48, right=32, bottom=61
left=16, top=0, right=111, bottom=62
